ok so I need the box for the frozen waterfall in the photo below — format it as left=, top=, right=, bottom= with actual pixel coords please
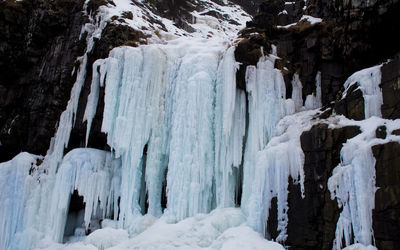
left=0, top=33, right=389, bottom=250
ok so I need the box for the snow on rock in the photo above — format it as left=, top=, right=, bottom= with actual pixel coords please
left=300, top=15, right=323, bottom=25
left=277, top=15, right=323, bottom=29
left=88, top=0, right=250, bottom=43
left=342, top=65, right=383, bottom=118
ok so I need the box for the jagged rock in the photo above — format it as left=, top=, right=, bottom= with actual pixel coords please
left=234, top=33, right=270, bottom=90
left=283, top=124, right=360, bottom=250
left=334, top=83, right=365, bottom=120
left=372, top=142, right=400, bottom=250
left=376, top=126, right=387, bottom=139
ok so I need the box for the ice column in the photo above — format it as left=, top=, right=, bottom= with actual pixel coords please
left=328, top=131, right=377, bottom=249
left=214, top=47, right=246, bottom=208
left=99, top=46, right=170, bottom=230
left=241, top=52, right=291, bottom=236
left=305, top=71, right=322, bottom=110
left=291, top=73, right=303, bottom=112
left=166, top=46, right=220, bottom=221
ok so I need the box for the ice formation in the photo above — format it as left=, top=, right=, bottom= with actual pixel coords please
left=0, top=0, right=394, bottom=249
left=49, top=148, right=121, bottom=242
left=0, top=38, right=319, bottom=248
left=0, top=153, right=42, bottom=250
left=305, top=71, right=322, bottom=110
left=328, top=65, right=388, bottom=249
left=240, top=49, right=316, bottom=241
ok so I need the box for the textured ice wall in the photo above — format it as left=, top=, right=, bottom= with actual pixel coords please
left=88, top=39, right=248, bottom=231
left=214, top=47, right=246, bottom=208
left=49, top=148, right=121, bottom=242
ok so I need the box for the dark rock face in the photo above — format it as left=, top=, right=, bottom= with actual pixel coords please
left=0, top=0, right=151, bottom=161
left=372, top=142, right=400, bottom=250
left=0, top=0, right=87, bottom=161
left=381, top=53, right=400, bottom=119
left=334, top=84, right=365, bottom=121
left=235, top=0, right=400, bottom=106
left=282, top=124, right=360, bottom=250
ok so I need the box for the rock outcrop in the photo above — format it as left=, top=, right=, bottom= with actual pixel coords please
left=0, top=0, right=87, bottom=162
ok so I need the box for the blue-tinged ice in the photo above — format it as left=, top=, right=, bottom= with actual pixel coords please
left=49, top=148, right=121, bottom=242
left=99, top=46, right=171, bottom=231
left=0, top=153, right=41, bottom=250
left=214, top=47, right=246, bottom=208
left=241, top=51, right=290, bottom=236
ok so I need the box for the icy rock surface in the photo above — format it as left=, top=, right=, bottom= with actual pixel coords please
left=327, top=64, right=389, bottom=249
left=342, top=65, right=383, bottom=118
left=328, top=115, right=400, bottom=249
left=240, top=49, right=319, bottom=241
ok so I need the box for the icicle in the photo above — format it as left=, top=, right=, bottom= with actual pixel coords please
left=83, top=59, right=106, bottom=146
left=291, top=73, right=303, bottom=112
left=99, top=46, right=170, bottom=230
left=304, top=71, right=322, bottom=110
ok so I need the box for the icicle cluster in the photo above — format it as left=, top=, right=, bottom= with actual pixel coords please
left=240, top=49, right=317, bottom=242
left=82, top=39, right=249, bottom=231
left=49, top=148, right=121, bottom=242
